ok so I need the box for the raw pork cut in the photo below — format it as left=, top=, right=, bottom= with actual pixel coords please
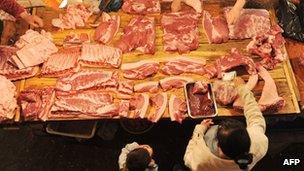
left=213, top=80, right=238, bottom=106
left=159, top=76, right=194, bottom=91
left=233, top=74, right=259, bottom=110
left=56, top=70, right=118, bottom=92
left=129, top=94, right=150, bottom=118
left=0, top=46, right=38, bottom=80
left=161, top=57, right=206, bottom=75
left=41, top=47, right=80, bottom=77
left=119, top=100, right=130, bottom=118
left=0, top=76, right=17, bottom=121
left=52, top=4, right=92, bottom=30
left=51, top=91, right=118, bottom=118
left=202, top=10, right=229, bottom=44
left=216, top=48, right=256, bottom=78
left=224, top=8, right=271, bottom=39
left=134, top=81, right=159, bottom=93
left=169, top=95, right=187, bottom=123
left=121, top=60, right=159, bottom=80
left=118, top=81, right=134, bottom=95
left=161, top=12, right=200, bottom=53
left=79, top=44, right=122, bottom=68
left=247, top=25, right=285, bottom=70
left=148, top=93, right=168, bottom=123
left=18, top=87, right=55, bottom=121
left=122, top=0, right=161, bottom=14
left=116, top=16, right=156, bottom=54
left=257, top=65, right=285, bottom=112
left=204, top=64, right=218, bottom=79
left=94, top=13, right=120, bottom=44
left=192, top=81, right=208, bottom=94
left=63, top=32, right=90, bottom=47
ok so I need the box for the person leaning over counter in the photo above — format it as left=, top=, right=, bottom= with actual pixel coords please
left=184, top=77, right=268, bottom=171
left=0, top=0, right=43, bottom=27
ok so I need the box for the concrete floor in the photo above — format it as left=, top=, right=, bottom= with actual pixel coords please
left=1, top=117, right=304, bottom=171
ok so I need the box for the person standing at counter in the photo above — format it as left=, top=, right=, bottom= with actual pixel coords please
left=184, top=77, right=268, bottom=171
left=0, top=0, right=43, bottom=27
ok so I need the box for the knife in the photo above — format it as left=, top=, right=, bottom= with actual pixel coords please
left=92, top=0, right=111, bottom=26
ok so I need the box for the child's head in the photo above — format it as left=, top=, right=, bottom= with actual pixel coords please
left=217, top=119, right=253, bottom=170
left=126, top=145, right=153, bottom=171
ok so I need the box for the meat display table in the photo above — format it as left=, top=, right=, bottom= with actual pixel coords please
left=7, top=1, right=301, bottom=122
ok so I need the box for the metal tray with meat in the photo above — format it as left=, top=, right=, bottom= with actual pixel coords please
left=184, top=82, right=218, bottom=119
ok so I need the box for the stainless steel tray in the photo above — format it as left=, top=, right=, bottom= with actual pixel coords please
left=184, top=82, right=218, bottom=119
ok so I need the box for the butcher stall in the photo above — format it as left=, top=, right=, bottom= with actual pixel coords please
left=0, top=0, right=301, bottom=124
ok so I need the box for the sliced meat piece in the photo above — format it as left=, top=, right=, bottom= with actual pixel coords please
left=257, top=65, right=285, bottom=112
left=122, top=0, right=161, bottom=14
left=0, top=75, right=17, bottom=120
left=94, top=13, right=120, bottom=44
left=119, top=100, right=130, bottom=118
left=121, top=60, right=159, bottom=80
left=159, top=76, right=194, bottom=91
left=134, top=81, right=159, bottom=93
left=202, top=10, right=229, bottom=44
left=192, top=81, right=208, bottom=94
left=129, top=94, right=150, bottom=118
left=224, top=8, right=271, bottom=39
left=233, top=74, right=259, bottom=110
left=79, top=44, right=122, bottom=68
left=116, top=16, right=156, bottom=54
left=161, top=57, right=206, bottom=75
left=118, top=81, right=134, bottom=95
left=56, top=70, right=118, bottom=92
left=148, top=93, right=168, bottom=123
left=63, top=32, right=90, bottom=46
left=216, top=48, right=256, bottom=78
left=169, top=95, right=187, bottom=123
left=213, top=80, right=238, bottom=106
left=204, top=63, right=218, bottom=78
left=161, top=11, right=200, bottom=53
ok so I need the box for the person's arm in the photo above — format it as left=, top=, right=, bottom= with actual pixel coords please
left=171, top=0, right=182, bottom=12
left=226, top=0, right=246, bottom=24
left=237, top=85, right=266, bottom=133
left=0, top=0, right=25, bottom=19
left=118, top=142, right=140, bottom=170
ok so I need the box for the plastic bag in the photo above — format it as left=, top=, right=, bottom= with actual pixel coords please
left=276, top=0, right=304, bottom=42
left=99, top=0, right=123, bottom=12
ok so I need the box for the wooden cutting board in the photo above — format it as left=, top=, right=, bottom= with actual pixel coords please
left=15, top=2, right=301, bottom=121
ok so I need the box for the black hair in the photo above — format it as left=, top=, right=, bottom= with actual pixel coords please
left=126, top=148, right=152, bottom=171
left=217, top=119, right=253, bottom=170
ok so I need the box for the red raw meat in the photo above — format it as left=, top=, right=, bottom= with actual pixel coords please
left=122, top=0, right=161, bottom=14
left=119, top=100, right=130, bottom=118
left=94, top=13, right=120, bottom=44
left=118, top=81, right=134, bottom=95
left=213, top=80, right=238, bottom=106
left=161, top=11, right=200, bottom=53
left=224, top=8, right=271, bottom=39
left=257, top=65, right=285, bottom=112
left=129, top=94, right=150, bottom=118
left=161, top=57, right=206, bottom=75
left=204, top=64, right=218, bottom=78
left=192, top=81, right=208, bottom=94
left=233, top=74, right=259, bottom=110
left=19, top=87, right=55, bottom=121
left=63, top=32, right=90, bottom=47
left=159, top=76, right=194, bottom=91
left=247, top=25, right=285, bottom=70
left=41, top=47, right=80, bottom=77
left=116, top=16, right=156, bottom=54
left=0, top=75, right=17, bottom=120
left=134, top=81, right=159, bottom=93
left=79, top=44, right=122, bottom=68
left=216, top=48, right=257, bottom=78
left=169, top=95, right=187, bottom=123
left=121, top=60, right=159, bottom=80
left=202, top=10, right=229, bottom=44
left=0, top=46, right=39, bottom=80
left=148, top=93, right=168, bottom=123
left=56, top=70, right=118, bottom=92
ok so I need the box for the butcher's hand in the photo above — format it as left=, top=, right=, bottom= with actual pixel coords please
left=171, top=0, right=182, bottom=12
left=20, top=12, right=44, bottom=28
left=233, top=77, right=245, bottom=87
left=226, top=0, right=246, bottom=25
left=201, top=119, right=214, bottom=128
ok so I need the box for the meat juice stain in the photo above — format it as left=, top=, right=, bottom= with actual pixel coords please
left=187, top=84, right=215, bottom=116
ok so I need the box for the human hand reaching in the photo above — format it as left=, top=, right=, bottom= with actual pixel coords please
left=201, top=119, right=214, bottom=128
left=171, top=0, right=182, bottom=12
left=226, top=6, right=242, bottom=25
left=20, top=12, right=44, bottom=28
left=233, top=77, right=245, bottom=87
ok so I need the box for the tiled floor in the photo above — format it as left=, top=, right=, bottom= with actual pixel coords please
left=1, top=118, right=304, bottom=171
